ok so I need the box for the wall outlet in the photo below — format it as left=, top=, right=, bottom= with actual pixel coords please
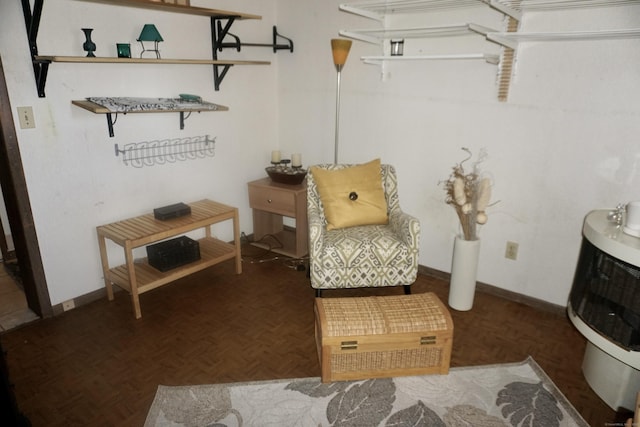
left=62, top=299, right=75, bottom=311
left=17, top=106, right=35, bottom=129
left=505, top=241, right=519, bottom=260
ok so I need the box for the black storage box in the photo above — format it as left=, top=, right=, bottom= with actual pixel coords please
left=147, top=236, right=201, bottom=272
left=154, top=202, right=191, bottom=221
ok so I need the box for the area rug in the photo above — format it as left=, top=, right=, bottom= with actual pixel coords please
left=144, top=356, right=589, bottom=427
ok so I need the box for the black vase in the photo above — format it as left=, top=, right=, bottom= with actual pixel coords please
left=82, top=28, right=96, bottom=57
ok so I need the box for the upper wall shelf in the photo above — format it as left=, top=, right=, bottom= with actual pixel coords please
left=22, top=0, right=281, bottom=97
left=340, top=0, right=522, bottom=21
left=339, top=23, right=500, bottom=65
left=340, top=0, right=640, bottom=101
left=34, top=55, right=269, bottom=66
left=499, top=0, right=640, bottom=11
left=361, top=53, right=499, bottom=64
left=339, top=23, right=498, bottom=44
left=487, top=28, right=640, bottom=49
left=340, top=0, right=640, bottom=22
left=75, top=0, right=262, bottom=19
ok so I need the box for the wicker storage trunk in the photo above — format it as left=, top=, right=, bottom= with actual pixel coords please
left=315, top=293, right=453, bottom=383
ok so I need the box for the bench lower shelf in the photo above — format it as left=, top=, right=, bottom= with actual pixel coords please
left=107, top=237, right=236, bottom=295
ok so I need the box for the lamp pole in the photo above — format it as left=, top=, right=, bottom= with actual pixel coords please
left=331, top=39, right=352, bottom=164
left=334, top=65, right=343, bottom=164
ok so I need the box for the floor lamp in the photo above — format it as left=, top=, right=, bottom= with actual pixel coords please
left=331, top=39, right=352, bottom=164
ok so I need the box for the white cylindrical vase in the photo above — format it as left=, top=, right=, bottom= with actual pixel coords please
left=449, top=236, right=480, bottom=311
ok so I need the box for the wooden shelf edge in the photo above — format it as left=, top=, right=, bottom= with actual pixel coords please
left=76, top=0, right=261, bottom=19
left=71, top=99, right=229, bottom=115
left=35, top=56, right=270, bottom=66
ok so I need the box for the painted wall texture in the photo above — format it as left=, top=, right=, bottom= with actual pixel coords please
left=1, top=0, right=639, bottom=307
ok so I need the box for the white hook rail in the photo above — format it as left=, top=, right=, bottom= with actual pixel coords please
left=114, top=135, right=216, bottom=168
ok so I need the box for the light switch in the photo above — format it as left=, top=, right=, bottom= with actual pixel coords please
left=17, top=106, right=35, bottom=129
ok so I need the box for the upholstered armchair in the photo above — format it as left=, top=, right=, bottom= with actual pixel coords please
left=307, top=160, right=420, bottom=296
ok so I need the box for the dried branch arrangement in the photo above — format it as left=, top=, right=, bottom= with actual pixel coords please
left=442, top=148, right=493, bottom=241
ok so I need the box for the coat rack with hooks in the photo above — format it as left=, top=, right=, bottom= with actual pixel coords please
left=114, top=135, right=216, bottom=168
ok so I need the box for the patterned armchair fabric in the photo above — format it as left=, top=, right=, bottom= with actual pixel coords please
left=307, top=163, right=420, bottom=291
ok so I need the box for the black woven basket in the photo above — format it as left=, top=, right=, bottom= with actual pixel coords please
left=147, top=236, right=200, bottom=272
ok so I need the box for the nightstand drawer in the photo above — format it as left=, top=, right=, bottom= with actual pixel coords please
left=248, top=185, right=296, bottom=217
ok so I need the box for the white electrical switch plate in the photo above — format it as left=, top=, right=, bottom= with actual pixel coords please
left=17, top=106, right=35, bottom=129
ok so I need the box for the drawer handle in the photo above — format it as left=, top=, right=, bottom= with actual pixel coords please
left=341, top=340, right=358, bottom=350
left=267, top=199, right=272, bottom=203
left=421, top=336, right=437, bottom=345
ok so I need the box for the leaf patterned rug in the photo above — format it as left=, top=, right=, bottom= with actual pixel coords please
left=144, top=356, right=588, bottom=426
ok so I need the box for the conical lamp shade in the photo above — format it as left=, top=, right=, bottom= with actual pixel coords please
left=331, top=39, right=352, bottom=66
left=138, top=24, right=163, bottom=42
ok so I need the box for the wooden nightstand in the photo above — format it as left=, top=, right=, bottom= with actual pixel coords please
left=248, top=177, right=307, bottom=258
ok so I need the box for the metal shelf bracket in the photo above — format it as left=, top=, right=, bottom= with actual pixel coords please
left=103, top=111, right=197, bottom=138
left=211, top=17, right=293, bottom=90
left=22, top=0, right=48, bottom=97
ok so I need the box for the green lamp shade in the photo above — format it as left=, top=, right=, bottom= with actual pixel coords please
left=138, top=24, right=163, bottom=42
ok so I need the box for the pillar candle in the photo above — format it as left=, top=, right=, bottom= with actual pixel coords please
left=271, top=150, right=281, bottom=163
left=292, top=153, right=302, bottom=167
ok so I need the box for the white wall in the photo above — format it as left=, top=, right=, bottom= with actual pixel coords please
left=1, top=0, right=639, bottom=308
left=0, top=0, right=278, bottom=305
left=277, top=0, right=640, bottom=306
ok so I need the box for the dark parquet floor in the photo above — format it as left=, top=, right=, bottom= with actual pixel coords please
left=0, top=243, right=623, bottom=426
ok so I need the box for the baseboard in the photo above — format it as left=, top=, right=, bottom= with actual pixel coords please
left=52, top=262, right=566, bottom=317
left=51, top=286, right=110, bottom=316
left=418, top=265, right=567, bottom=317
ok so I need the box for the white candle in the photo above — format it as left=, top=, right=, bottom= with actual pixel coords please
left=271, top=150, right=281, bottom=163
left=292, top=153, right=302, bottom=167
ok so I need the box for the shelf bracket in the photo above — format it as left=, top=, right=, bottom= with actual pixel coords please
left=211, top=16, right=292, bottom=90
left=487, top=0, right=522, bottom=21
left=103, top=111, right=199, bottom=137
left=211, top=16, right=238, bottom=90
left=106, top=113, right=117, bottom=138
left=215, top=23, right=294, bottom=53
left=180, top=112, right=195, bottom=130
left=213, top=64, right=232, bottom=91
left=22, top=0, right=48, bottom=97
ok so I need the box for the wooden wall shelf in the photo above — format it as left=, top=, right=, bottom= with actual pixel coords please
left=72, top=98, right=229, bottom=137
left=23, top=0, right=272, bottom=96
left=76, top=0, right=261, bottom=19
left=35, top=55, right=270, bottom=66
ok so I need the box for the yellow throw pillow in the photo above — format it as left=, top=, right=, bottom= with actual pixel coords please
left=311, top=159, right=388, bottom=230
